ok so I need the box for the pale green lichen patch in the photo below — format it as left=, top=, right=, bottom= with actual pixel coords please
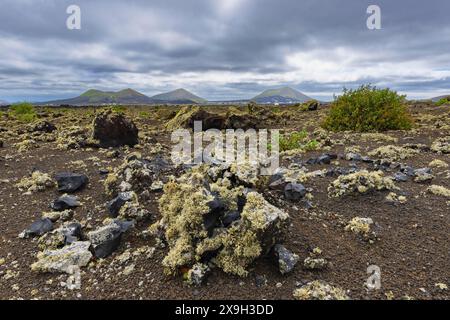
left=431, top=137, right=450, bottom=154
left=16, top=171, right=55, bottom=193
left=293, top=281, right=349, bottom=300
left=368, top=145, right=419, bottom=162
left=328, top=170, right=396, bottom=198
left=427, top=185, right=450, bottom=198
left=31, top=241, right=92, bottom=274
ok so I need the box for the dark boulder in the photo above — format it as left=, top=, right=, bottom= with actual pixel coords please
left=273, top=244, right=299, bottom=274
left=393, top=172, right=409, bottom=182
left=88, top=220, right=134, bottom=258
left=22, top=218, right=53, bottom=238
left=221, top=211, right=241, bottom=227
left=62, top=222, right=83, bottom=245
left=305, top=100, right=319, bottom=111
left=92, top=110, right=139, bottom=148
left=317, top=154, right=332, bottom=165
left=28, top=121, right=56, bottom=133
left=284, top=183, right=307, bottom=201
left=55, top=172, right=88, bottom=193
left=50, top=195, right=80, bottom=211
left=107, top=192, right=135, bottom=218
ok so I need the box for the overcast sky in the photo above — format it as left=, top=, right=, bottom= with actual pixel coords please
left=0, top=0, right=449, bottom=102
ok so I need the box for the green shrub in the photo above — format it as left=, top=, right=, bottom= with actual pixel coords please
left=322, top=85, right=413, bottom=132
left=9, top=102, right=37, bottom=123
left=278, top=130, right=319, bottom=152
left=139, top=111, right=150, bottom=118
left=435, top=98, right=450, bottom=106
left=110, top=105, right=127, bottom=113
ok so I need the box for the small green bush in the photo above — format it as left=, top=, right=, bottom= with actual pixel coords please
left=139, top=111, right=150, bottom=118
left=322, top=85, right=413, bottom=132
left=9, top=102, right=37, bottom=123
left=110, top=105, right=127, bottom=113
left=278, top=130, right=319, bottom=152
left=435, top=98, right=450, bottom=106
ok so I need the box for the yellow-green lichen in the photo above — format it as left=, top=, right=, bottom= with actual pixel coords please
left=328, top=170, right=396, bottom=198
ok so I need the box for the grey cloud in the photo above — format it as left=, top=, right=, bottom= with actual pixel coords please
left=0, top=0, right=449, bottom=101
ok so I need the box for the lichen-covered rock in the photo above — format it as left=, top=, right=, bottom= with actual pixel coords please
left=273, top=244, right=299, bottom=274
left=431, top=137, right=450, bottom=154
left=328, top=170, right=396, bottom=197
left=154, top=165, right=289, bottom=278
left=368, top=145, right=419, bottom=162
left=185, top=263, right=210, bottom=286
left=16, top=171, right=54, bottom=193
left=303, top=257, right=328, bottom=270
left=293, top=281, right=349, bottom=300
left=104, top=154, right=169, bottom=197
left=345, top=217, right=377, bottom=241
left=385, top=192, right=407, bottom=204
left=31, top=241, right=92, bottom=274
left=88, top=220, right=133, bottom=258
left=107, top=191, right=135, bottom=218
left=42, top=209, right=73, bottom=222
left=429, top=159, right=448, bottom=168
left=92, top=110, right=139, bottom=147
left=165, top=106, right=227, bottom=130
left=55, top=125, right=97, bottom=150
left=413, top=168, right=434, bottom=183
left=28, top=120, right=56, bottom=133
left=427, top=185, right=450, bottom=198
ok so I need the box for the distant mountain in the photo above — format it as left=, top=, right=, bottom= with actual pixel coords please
left=41, top=88, right=153, bottom=105
left=150, top=88, right=208, bottom=104
left=252, top=87, right=312, bottom=104
left=431, top=95, right=450, bottom=102
left=0, top=100, right=9, bottom=106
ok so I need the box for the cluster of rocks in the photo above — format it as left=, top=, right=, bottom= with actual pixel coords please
left=151, top=163, right=298, bottom=285
left=19, top=169, right=136, bottom=276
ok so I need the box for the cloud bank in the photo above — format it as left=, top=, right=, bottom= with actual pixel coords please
left=0, top=0, right=449, bottom=102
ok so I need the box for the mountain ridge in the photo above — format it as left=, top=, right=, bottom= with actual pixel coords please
left=252, top=87, right=312, bottom=104
left=39, top=88, right=207, bottom=105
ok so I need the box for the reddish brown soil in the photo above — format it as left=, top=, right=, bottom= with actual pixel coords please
left=0, top=104, right=448, bottom=300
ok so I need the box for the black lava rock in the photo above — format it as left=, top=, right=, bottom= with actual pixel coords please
left=89, top=220, right=134, bottom=258
left=24, top=218, right=53, bottom=238
left=62, top=222, right=82, bottom=245
left=317, top=154, right=331, bottom=165
left=107, top=192, right=134, bottom=218
left=273, top=244, right=299, bottom=274
left=221, top=211, right=241, bottom=227
left=50, top=195, right=80, bottom=211
left=393, top=172, right=409, bottom=182
left=284, top=183, right=307, bottom=201
left=55, top=172, right=88, bottom=193
left=92, top=110, right=139, bottom=148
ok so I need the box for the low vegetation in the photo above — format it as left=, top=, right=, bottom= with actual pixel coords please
left=322, top=85, right=413, bottom=132
left=435, top=97, right=450, bottom=106
left=9, top=102, right=37, bottom=123
left=278, top=130, right=319, bottom=152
